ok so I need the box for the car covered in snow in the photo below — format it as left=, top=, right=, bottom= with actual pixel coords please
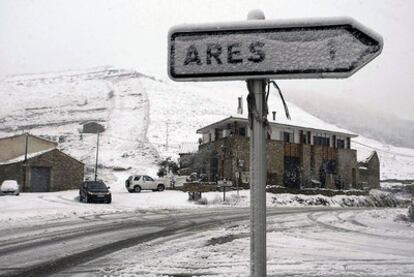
left=79, top=181, right=112, bottom=203
left=0, top=180, right=20, bottom=196
left=125, top=175, right=168, bottom=193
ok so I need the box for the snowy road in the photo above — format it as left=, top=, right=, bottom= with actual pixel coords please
left=0, top=207, right=338, bottom=276
left=1, top=206, right=412, bottom=277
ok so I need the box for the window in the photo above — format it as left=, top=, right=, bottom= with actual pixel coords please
left=301, top=131, right=307, bottom=144
left=239, top=127, right=246, bottom=137
left=337, top=139, right=345, bottom=149
left=314, top=136, right=330, bottom=146
left=283, top=132, right=291, bottom=143
left=143, top=176, right=154, bottom=181
left=134, top=176, right=141, bottom=181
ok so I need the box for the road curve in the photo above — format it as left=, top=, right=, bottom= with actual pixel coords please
left=0, top=207, right=346, bottom=277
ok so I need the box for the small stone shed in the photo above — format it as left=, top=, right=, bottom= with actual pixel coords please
left=0, top=134, right=84, bottom=192
left=358, top=151, right=380, bottom=189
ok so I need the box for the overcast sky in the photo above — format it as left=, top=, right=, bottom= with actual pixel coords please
left=1, top=0, right=413, bottom=120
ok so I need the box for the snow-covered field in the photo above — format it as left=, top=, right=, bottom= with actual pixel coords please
left=1, top=67, right=414, bottom=182
left=55, top=208, right=414, bottom=277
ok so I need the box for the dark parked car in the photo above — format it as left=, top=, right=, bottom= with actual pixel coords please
left=79, top=181, right=112, bottom=204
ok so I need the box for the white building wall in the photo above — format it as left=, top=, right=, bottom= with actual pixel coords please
left=202, top=133, right=209, bottom=144
left=293, top=129, right=300, bottom=144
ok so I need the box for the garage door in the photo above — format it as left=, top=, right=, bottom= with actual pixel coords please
left=31, top=167, right=51, bottom=192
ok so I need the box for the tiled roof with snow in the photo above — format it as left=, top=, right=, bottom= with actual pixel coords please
left=197, top=115, right=357, bottom=137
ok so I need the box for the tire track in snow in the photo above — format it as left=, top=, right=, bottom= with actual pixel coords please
left=307, top=210, right=413, bottom=242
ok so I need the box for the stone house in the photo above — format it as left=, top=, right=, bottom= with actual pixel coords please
left=358, top=151, right=380, bottom=189
left=0, top=134, right=84, bottom=192
left=188, top=116, right=373, bottom=190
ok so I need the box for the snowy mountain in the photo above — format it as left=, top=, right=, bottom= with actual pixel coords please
left=1, top=67, right=414, bottom=184
left=285, top=89, right=414, bottom=149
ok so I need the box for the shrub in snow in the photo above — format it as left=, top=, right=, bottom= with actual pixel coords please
left=196, top=197, right=208, bottom=205
left=156, top=157, right=179, bottom=177
left=270, top=190, right=405, bottom=208
left=368, top=189, right=400, bottom=207
left=196, top=194, right=243, bottom=206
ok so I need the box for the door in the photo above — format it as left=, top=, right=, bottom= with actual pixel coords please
left=31, top=167, right=51, bottom=192
left=284, top=156, right=301, bottom=189
left=210, top=157, right=219, bottom=182
left=143, top=175, right=155, bottom=189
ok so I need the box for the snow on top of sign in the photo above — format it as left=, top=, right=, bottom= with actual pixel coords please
left=169, top=17, right=360, bottom=33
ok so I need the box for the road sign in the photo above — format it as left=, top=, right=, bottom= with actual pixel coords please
left=168, top=10, right=383, bottom=277
left=168, top=18, right=383, bottom=81
left=82, top=122, right=105, bottom=134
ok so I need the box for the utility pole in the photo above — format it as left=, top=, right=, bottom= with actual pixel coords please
left=94, top=132, right=100, bottom=181
left=22, top=133, right=29, bottom=191
left=166, top=121, right=169, bottom=150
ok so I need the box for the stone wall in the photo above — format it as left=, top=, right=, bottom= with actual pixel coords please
left=0, top=163, right=23, bottom=187
left=301, top=144, right=312, bottom=185
left=267, top=140, right=284, bottom=187
left=336, top=148, right=358, bottom=189
left=359, top=151, right=380, bottom=189
left=27, top=149, right=84, bottom=191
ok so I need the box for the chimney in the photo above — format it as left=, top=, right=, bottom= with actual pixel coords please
left=272, top=111, right=276, bottom=121
left=237, top=96, right=243, bottom=115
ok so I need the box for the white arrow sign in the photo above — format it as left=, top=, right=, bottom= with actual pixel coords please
left=168, top=18, right=383, bottom=81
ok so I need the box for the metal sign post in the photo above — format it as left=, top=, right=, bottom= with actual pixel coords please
left=247, top=78, right=267, bottom=276
left=167, top=10, right=383, bottom=277
left=246, top=10, right=267, bottom=277
left=95, top=132, right=100, bottom=182
left=82, top=122, right=105, bottom=182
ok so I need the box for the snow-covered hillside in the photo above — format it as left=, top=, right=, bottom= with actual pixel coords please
left=1, top=67, right=413, bottom=183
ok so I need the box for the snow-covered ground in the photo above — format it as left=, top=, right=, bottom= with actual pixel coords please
left=0, top=189, right=406, bottom=230
left=1, top=67, right=414, bottom=183
left=56, top=208, right=414, bottom=277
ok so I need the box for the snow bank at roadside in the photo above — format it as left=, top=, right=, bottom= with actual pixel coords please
left=0, top=189, right=406, bottom=228
left=198, top=189, right=406, bottom=208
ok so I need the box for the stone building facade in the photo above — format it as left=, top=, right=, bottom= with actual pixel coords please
left=0, top=134, right=84, bottom=192
left=188, top=116, right=370, bottom=189
left=358, top=151, right=380, bottom=189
